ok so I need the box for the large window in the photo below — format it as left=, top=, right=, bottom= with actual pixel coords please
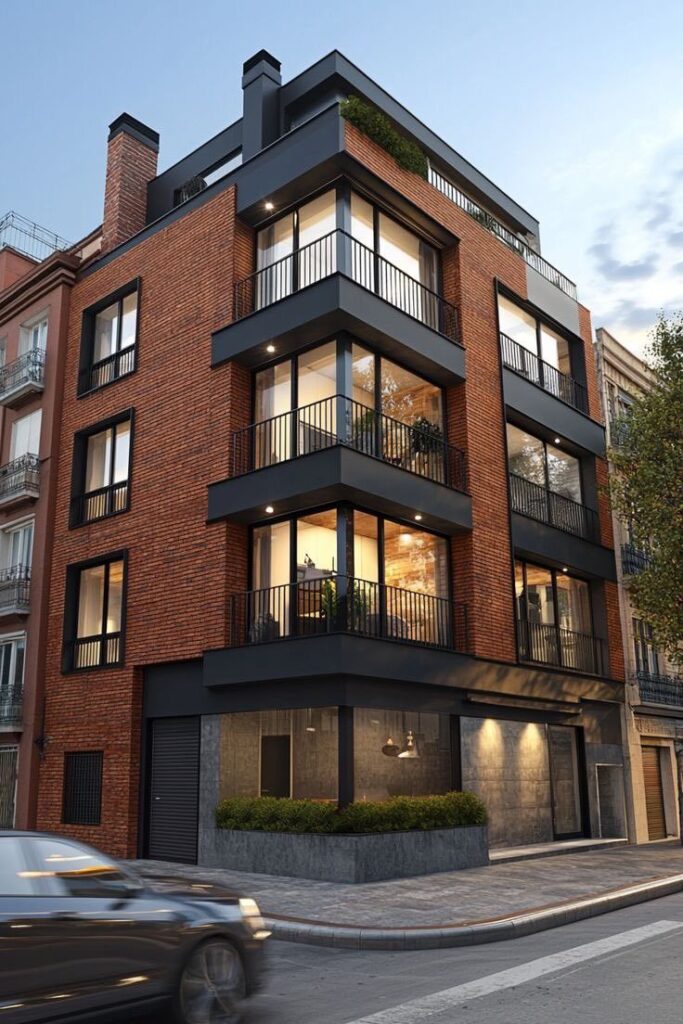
left=354, top=708, right=452, bottom=802
left=65, top=555, right=125, bottom=670
left=10, top=410, right=41, bottom=460
left=79, top=283, right=138, bottom=395
left=19, top=315, right=47, bottom=355
left=0, top=635, right=25, bottom=714
left=515, top=560, right=598, bottom=673
left=0, top=521, right=33, bottom=573
left=72, top=414, right=132, bottom=526
left=633, top=618, right=660, bottom=676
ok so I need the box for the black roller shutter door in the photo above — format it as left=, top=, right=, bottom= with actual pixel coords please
left=147, top=717, right=200, bottom=863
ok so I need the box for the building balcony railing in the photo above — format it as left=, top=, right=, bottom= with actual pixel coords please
left=621, top=543, right=650, bottom=576
left=72, top=480, right=129, bottom=526
left=78, top=346, right=136, bottom=396
left=517, top=619, right=607, bottom=676
left=233, top=229, right=460, bottom=344
left=427, top=167, right=578, bottom=300
left=509, top=473, right=599, bottom=542
left=0, top=454, right=40, bottom=509
left=0, top=211, right=71, bottom=263
left=500, top=333, right=588, bottom=414
left=0, top=690, right=22, bottom=728
left=69, top=633, right=122, bottom=671
left=0, top=565, right=31, bottom=616
left=0, top=350, right=45, bottom=407
left=228, top=575, right=469, bottom=653
left=230, top=394, right=468, bottom=492
left=636, top=670, right=683, bottom=707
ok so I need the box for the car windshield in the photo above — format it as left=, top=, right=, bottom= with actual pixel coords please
left=27, top=837, right=142, bottom=898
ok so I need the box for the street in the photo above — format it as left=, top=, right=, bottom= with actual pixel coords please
left=137, top=891, right=683, bottom=1023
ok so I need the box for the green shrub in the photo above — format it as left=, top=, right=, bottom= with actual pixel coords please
left=340, top=96, right=429, bottom=180
left=215, top=791, right=487, bottom=834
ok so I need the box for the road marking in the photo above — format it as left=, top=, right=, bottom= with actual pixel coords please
left=345, top=919, right=683, bottom=1024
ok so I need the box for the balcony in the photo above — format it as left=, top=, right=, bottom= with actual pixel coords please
left=71, top=480, right=129, bottom=527
left=622, top=543, right=650, bottom=576
left=78, top=346, right=135, bottom=396
left=0, top=565, right=30, bottom=617
left=228, top=576, right=468, bottom=654
left=636, top=671, right=683, bottom=707
left=517, top=619, right=607, bottom=676
left=500, top=334, right=587, bottom=413
left=68, top=633, right=122, bottom=671
left=0, top=211, right=70, bottom=262
left=210, top=396, right=472, bottom=533
left=0, top=350, right=45, bottom=407
left=0, top=454, right=40, bottom=510
left=509, top=473, right=599, bottom=542
left=0, top=689, right=22, bottom=729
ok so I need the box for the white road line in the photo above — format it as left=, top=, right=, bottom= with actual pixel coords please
left=345, top=919, right=683, bottom=1024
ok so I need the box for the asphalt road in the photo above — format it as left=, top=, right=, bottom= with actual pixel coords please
left=137, top=892, right=683, bottom=1023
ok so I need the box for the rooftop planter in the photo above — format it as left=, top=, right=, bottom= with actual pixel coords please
left=340, top=95, right=429, bottom=179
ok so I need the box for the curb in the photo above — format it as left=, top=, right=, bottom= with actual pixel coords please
left=264, top=872, right=683, bottom=951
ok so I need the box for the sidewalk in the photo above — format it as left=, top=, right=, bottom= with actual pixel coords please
left=131, top=843, right=683, bottom=951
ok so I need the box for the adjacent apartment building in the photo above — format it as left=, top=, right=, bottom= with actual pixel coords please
left=33, top=51, right=626, bottom=861
left=595, top=327, right=683, bottom=843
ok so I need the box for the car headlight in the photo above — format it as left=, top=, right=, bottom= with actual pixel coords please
left=239, top=897, right=266, bottom=933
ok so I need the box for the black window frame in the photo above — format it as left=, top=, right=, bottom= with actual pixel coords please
left=69, top=409, right=135, bottom=529
left=62, top=550, right=128, bottom=673
left=62, top=751, right=103, bottom=826
left=633, top=617, right=660, bottom=676
left=78, top=279, right=140, bottom=397
left=506, top=422, right=585, bottom=504
left=515, top=559, right=595, bottom=635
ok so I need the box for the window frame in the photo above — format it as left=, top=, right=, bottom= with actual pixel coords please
left=61, top=752, right=104, bottom=826
left=633, top=618, right=660, bottom=676
left=515, top=559, right=595, bottom=638
left=0, top=632, right=26, bottom=704
left=496, top=285, right=584, bottom=386
left=69, top=409, right=135, bottom=529
left=78, top=279, right=140, bottom=397
left=62, top=550, right=128, bottom=673
left=506, top=422, right=584, bottom=504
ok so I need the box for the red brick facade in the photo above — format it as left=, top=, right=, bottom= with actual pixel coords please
left=102, top=131, right=158, bottom=255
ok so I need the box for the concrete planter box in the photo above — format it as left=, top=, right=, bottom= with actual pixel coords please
left=199, top=825, right=489, bottom=882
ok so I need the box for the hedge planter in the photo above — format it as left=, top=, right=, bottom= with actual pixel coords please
left=199, top=825, right=489, bottom=883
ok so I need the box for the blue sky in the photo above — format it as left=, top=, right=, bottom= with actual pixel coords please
left=2, top=0, right=682, bottom=353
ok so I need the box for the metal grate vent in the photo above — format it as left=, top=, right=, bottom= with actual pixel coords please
left=62, top=751, right=103, bottom=826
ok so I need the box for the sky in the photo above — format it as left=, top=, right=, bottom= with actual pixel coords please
left=2, top=0, right=683, bottom=356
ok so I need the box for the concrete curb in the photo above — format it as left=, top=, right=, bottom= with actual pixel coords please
left=264, top=872, right=683, bottom=951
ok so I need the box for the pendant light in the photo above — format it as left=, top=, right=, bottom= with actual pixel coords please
left=381, top=737, right=400, bottom=757
left=398, top=729, right=419, bottom=759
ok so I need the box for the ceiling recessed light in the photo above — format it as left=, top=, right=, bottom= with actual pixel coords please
left=265, top=505, right=274, bottom=514
left=264, top=201, right=274, bottom=211
left=266, top=344, right=275, bottom=354
left=562, top=566, right=568, bottom=573
left=554, top=437, right=561, bottom=444
left=414, top=514, right=423, bottom=522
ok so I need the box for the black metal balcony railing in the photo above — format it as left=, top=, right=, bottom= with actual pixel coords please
left=228, top=575, right=468, bottom=653
left=71, top=632, right=122, bottom=671
left=79, top=346, right=135, bottom=395
left=500, top=333, right=588, bottom=414
left=230, top=395, right=468, bottom=492
left=0, top=454, right=40, bottom=503
left=637, top=670, right=683, bottom=707
left=0, top=565, right=31, bottom=613
left=73, top=480, right=129, bottom=526
left=621, top=543, right=650, bottom=576
left=517, top=619, right=607, bottom=676
left=0, top=690, right=22, bottom=727
left=509, top=473, right=599, bottom=542
left=233, top=229, right=460, bottom=343
left=0, top=349, right=45, bottom=400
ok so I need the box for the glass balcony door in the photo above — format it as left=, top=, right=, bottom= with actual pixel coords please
left=516, top=560, right=597, bottom=672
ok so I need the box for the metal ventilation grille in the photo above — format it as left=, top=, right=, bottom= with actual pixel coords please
left=62, top=751, right=103, bottom=826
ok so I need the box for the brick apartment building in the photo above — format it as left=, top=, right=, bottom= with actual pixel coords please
left=30, top=50, right=627, bottom=860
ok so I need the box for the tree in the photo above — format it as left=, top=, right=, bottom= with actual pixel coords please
left=608, top=314, right=683, bottom=667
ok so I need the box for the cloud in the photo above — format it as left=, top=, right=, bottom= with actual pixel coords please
left=589, top=238, right=659, bottom=281
left=673, top=261, right=683, bottom=273
left=643, top=200, right=672, bottom=230
left=667, top=229, right=683, bottom=247
left=603, top=299, right=663, bottom=331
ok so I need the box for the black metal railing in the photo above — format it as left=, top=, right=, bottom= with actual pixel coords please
left=233, top=229, right=460, bottom=343
left=637, top=670, right=683, bottom=707
left=428, top=168, right=578, bottom=300
left=0, top=691, right=22, bottom=727
left=0, top=454, right=40, bottom=503
left=228, top=575, right=468, bottom=653
left=509, top=473, right=599, bottom=541
left=621, top=543, right=650, bottom=576
left=0, top=211, right=71, bottom=262
left=72, top=480, right=129, bottom=526
left=79, top=346, right=136, bottom=395
left=70, top=632, right=122, bottom=671
left=0, top=349, right=45, bottom=400
left=230, top=394, right=468, bottom=492
left=0, top=565, right=30, bottom=613
left=517, top=619, right=607, bottom=676
left=500, top=333, right=587, bottom=413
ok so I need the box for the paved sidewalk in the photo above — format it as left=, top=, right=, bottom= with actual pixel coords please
left=131, top=843, right=683, bottom=933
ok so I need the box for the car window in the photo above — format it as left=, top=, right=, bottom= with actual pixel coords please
left=0, top=837, right=34, bottom=895
left=27, top=837, right=134, bottom=898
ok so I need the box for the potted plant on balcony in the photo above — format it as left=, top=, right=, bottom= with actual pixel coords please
left=352, top=407, right=377, bottom=456
left=411, top=416, right=443, bottom=477
left=248, top=612, right=280, bottom=644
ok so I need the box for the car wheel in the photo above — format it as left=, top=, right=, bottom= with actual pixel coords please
left=176, top=938, right=247, bottom=1024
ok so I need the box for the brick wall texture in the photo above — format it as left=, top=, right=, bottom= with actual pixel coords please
left=102, top=132, right=158, bottom=254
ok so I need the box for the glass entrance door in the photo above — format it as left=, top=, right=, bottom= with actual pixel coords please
left=548, top=726, right=585, bottom=839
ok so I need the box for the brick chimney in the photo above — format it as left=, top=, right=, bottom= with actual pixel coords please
left=102, top=113, right=159, bottom=254
left=241, top=50, right=281, bottom=161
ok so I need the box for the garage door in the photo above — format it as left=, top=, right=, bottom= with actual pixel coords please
left=642, top=746, right=667, bottom=841
left=147, top=717, right=200, bottom=863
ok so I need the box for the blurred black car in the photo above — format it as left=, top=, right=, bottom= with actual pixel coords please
left=0, top=831, right=269, bottom=1023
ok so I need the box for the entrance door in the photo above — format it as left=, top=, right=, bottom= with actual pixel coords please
left=0, top=746, right=17, bottom=828
left=548, top=726, right=584, bottom=839
left=642, top=746, right=667, bottom=840
left=147, top=717, right=199, bottom=863
left=260, top=735, right=290, bottom=797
